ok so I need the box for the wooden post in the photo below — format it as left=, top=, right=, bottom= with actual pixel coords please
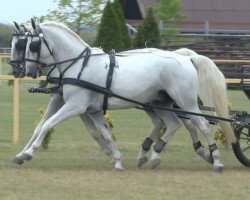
left=13, top=78, right=19, bottom=144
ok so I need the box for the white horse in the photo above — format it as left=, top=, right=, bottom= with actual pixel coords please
left=16, top=20, right=236, bottom=171
left=10, top=22, right=123, bottom=170
left=10, top=22, right=205, bottom=170
left=10, top=23, right=175, bottom=170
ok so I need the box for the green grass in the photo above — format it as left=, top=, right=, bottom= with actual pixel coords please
left=0, top=83, right=250, bottom=200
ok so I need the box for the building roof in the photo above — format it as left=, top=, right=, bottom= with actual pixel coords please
left=120, top=0, right=250, bottom=33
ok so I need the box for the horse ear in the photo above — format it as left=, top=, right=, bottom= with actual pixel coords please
left=13, top=21, right=21, bottom=31
left=31, top=18, right=36, bottom=30
left=34, top=17, right=40, bottom=24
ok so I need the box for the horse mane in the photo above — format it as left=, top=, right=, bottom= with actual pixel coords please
left=41, top=21, right=91, bottom=48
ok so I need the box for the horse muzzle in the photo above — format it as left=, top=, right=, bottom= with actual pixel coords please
left=26, top=67, right=38, bottom=79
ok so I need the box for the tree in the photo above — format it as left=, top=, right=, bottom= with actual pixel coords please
left=133, top=7, right=161, bottom=48
left=94, top=1, right=123, bottom=52
left=43, top=0, right=107, bottom=34
left=0, top=23, right=12, bottom=47
left=113, top=0, right=131, bottom=49
left=154, top=0, right=185, bottom=35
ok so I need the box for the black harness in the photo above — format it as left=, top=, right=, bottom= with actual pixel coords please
left=103, top=49, right=116, bottom=114
left=29, top=48, right=116, bottom=114
left=25, top=26, right=119, bottom=113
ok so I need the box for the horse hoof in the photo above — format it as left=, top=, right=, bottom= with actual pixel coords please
left=138, top=157, right=148, bottom=168
left=21, top=153, right=33, bottom=161
left=213, top=164, right=224, bottom=173
left=151, top=158, right=161, bottom=169
left=113, top=166, right=124, bottom=172
left=11, top=156, right=24, bottom=165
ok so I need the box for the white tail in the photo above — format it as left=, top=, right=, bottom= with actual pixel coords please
left=190, top=55, right=236, bottom=143
left=174, top=48, right=198, bottom=56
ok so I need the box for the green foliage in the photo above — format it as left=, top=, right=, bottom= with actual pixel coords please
left=44, top=0, right=107, bottom=33
left=104, top=113, right=116, bottom=141
left=214, top=101, right=232, bottom=146
left=133, top=7, right=161, bottom=48
left=94, top=1, right=123, bottom=52
left=214, top=128, right=227, bottom=145
left=113, top=0, right=131, bottom=49
left=42, top=128, right=54, bottom=150
left=7, top=72, right=14, bottom=86
left=0, top=23, right=12, bottom=47
left=154, top=0, right=185, bottom=36
left=154, top=0, right=185, bottom=21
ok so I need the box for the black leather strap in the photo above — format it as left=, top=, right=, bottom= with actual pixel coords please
left=102, top=49, right=116, bottom=115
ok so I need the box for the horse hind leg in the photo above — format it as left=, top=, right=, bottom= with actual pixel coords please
left=169, top=85, right=223, bottom=171
left=190, top=114, right=224, bottom=172
left=151, top=110, right=182, bottom=169
left=181, top=118, right=213, bottom=164
left=79, top=114, right=117, bottom=166
left=89, top=112, right=123, bottom=171
left=137, top=110, right=164, bottom=168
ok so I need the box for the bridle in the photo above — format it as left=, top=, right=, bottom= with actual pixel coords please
left=25, top=25, right=53, bottom=68
left=24, top=25, right=94, bottom=81
left=9, top=25, right=29, bottom=75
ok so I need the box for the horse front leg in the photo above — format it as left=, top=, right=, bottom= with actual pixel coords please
left=12, top=94, right=64, bottom=165
left=14, top=102, right=86, bottom=164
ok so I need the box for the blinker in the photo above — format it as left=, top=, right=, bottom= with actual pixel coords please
left=15, top=39, right=27, bottom=51
left=29, top=40, right=41, bottom=52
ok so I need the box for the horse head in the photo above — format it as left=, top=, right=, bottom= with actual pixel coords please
left=25, top=19, right=92, bottom=79
left=10, top=21, right=29, bottom=78
left=25, top=18, right=54, bottom=78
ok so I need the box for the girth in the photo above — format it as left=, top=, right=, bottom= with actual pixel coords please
left=103, top=49, right=116, bottom=114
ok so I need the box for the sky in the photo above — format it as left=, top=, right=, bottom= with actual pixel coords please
left=0, top=0, right=58, bottom=25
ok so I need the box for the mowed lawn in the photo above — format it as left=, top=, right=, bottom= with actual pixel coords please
left=0, top=83, right=250, bottom=200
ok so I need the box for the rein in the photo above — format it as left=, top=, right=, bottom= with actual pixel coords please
left=61, top=77, right=239, bottom=124
left=25, top=49, right=92, bottom=69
